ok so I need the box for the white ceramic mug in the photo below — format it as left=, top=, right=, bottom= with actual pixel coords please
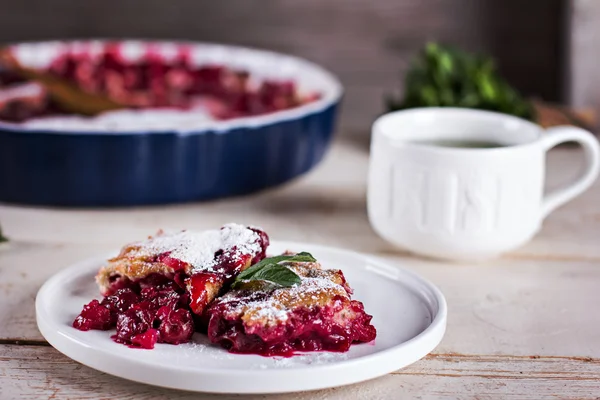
left=367, top=108, right=600, bottom=260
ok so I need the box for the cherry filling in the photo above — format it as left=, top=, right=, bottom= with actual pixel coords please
left=186, top=272, right=221, bottom=315
left=74, top=274, right=194, bottom=349
left=206, top=296, right=377, bottom=357
left=73, top=227, right=270, bottom=349
left=0, top=44, right=321, bottom=122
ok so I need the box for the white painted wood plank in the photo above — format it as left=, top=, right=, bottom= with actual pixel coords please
left=1, top=346, right=599, bottom=400
left=1, top=140, right=599, bottom=259
left=0, top=242, right=114, bottom=342
left=2, top=241, right=600, bottom=360
left=1, top=139, right=599, bottom=398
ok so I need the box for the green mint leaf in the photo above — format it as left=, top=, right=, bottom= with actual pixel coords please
left=231, top=263, right=301, bottom=289
left=236, top=252, right=315, bottom=281
left=235, top=262, right=269, bottom=282
left=233, top=251, right=315, bottom=289
left=248, top=264, right=301, bottom=287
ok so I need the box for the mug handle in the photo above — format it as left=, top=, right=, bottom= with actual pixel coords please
left=539, top=126, right=600, bottom=219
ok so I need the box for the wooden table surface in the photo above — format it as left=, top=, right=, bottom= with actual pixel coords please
left=1, top=139, right=599, bottom=399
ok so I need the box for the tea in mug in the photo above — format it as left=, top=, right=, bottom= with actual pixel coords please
left=412, top=139, right=505, bottom=148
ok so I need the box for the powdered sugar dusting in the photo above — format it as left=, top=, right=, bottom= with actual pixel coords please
left=273, top=351, right=349, bottom=367
left=219, top=264, right=349, bottom=324
left=252, top=305, right=289, bottom=322
left=136, top=223, right=260, bottom=272
left=249, top=351, right=349, bottom=369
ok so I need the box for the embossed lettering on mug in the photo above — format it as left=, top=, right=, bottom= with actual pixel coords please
left=390, top=163, right=511, bottom=235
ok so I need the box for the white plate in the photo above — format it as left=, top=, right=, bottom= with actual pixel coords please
left=36, top=241, right=447, bottom=394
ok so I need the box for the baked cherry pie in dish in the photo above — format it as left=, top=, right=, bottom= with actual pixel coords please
left=0, top=40, right=340, bottom=206
left=0, top=41, right=320, bottom=127
left=73, top=224, right=376, bottom=356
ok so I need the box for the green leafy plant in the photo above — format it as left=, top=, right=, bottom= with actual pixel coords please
left=386, top=42, right=534, bottom=120
left=231, top=252, right=316, bottom=289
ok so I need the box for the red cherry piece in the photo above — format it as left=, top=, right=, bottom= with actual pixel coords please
left=155, top=306, right=194, bottom=344
left=130, top=328, right=159, bottom=349
left=115, top=304, right=154, bottom=343
left=73, top=299, right=113, bottom=331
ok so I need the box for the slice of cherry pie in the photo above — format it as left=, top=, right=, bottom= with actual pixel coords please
left=205, top=255, right=377, bottom=356
left=73, top=226, right=377, bottom=355
left=73, top=223, right=269, bottom=349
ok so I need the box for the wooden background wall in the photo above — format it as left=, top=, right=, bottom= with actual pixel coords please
left=0, top=0, right=565, bottom=137
left=566, top=0, right=600, bottom=119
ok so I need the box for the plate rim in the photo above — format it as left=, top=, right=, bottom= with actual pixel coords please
left=36, top=241, right=447, bottom=394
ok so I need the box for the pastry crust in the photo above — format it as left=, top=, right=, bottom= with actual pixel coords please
left=95, top=224, right=269, bottom=316
left=96, top=241, right=171, bottom=293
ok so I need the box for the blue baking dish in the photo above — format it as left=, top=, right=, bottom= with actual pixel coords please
left=0, top=41, right=342, bottom=206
